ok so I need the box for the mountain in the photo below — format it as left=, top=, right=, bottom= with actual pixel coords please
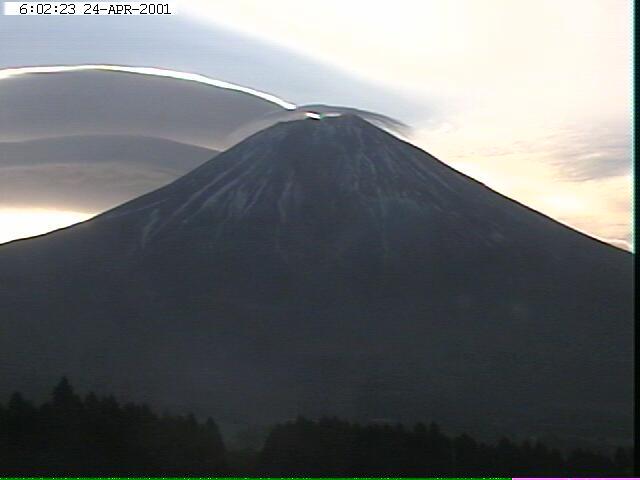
left=0, top=135, right=217, bottom=211
left=224, top=103, right=409, bottom=145
left=0, top=115, right=632, bottom=444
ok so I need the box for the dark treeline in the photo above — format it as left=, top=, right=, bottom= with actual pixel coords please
left=0, top=379, right=633, bottom=477
left=259, top=417, right=633, bottom=477
left=0, top=378, right=227, bottom=476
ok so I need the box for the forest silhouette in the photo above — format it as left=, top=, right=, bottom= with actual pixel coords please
left=0, top=378, right=633, bottom=476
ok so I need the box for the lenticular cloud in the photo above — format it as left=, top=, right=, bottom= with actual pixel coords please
left=0, top=64, right=410, bottom=216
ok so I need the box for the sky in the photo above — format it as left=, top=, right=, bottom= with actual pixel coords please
left=0, top=0, right=633, bottom=249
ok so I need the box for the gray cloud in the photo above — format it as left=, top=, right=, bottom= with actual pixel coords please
left=542, top=125, right=632, bottom=181
left=0, top=10, right=435, bottom=123
left=468, top=122, right=632, bottom=182
left=0, top=163, right=175, bottom=209
left=543, top=125, right=631, bottom=181
left=0, top=135, right=216, bottom=211
left=0, top=70, right=284, bottom=149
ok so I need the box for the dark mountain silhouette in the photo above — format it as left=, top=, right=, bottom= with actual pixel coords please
left=0, top=115, right=632, bottom=445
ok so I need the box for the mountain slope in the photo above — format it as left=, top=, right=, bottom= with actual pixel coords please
left=0, top=115, right=632, bottom=443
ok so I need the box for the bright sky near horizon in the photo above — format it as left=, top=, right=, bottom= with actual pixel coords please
left=0, top=208, right=93, bottom=244
left=0, top=0, right=633, bottom=250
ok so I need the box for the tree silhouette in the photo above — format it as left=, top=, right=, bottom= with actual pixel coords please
left=257, top=416, right=631, bottom=477
left=0, top=378, right=228, bottom=476
left=52, top=377, right=75, bottom=405
left=0, top=380, right=632, bottom=476
left=614, top=446, right=633, bottom=475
